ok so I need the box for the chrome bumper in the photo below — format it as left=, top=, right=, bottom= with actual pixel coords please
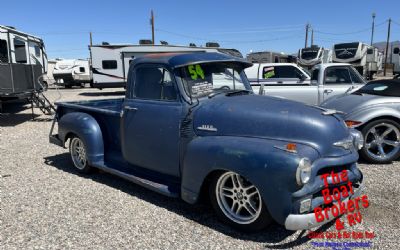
left=284, top=182, right=364, bottom=231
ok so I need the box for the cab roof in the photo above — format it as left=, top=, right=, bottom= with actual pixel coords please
left=131, top=52, right=252, bottom=69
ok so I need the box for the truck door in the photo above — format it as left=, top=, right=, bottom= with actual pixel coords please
left=261, top=65, right=318, bottom=105
left=322, top=66, right=360, bottom=102
left=121, top=64, right=182, bottom=177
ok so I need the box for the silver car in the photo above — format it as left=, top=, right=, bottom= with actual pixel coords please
left=321, top=79, right=400, bottom=163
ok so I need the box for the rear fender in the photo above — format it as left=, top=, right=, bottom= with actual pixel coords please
left=58, top=112, right=104, bottom=165
left=181, top=136, right=312, bottom=224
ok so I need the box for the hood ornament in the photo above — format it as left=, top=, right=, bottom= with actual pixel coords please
left=197, top=125, right=218, bottom=132
left=322, top=109, right=345, bottom=115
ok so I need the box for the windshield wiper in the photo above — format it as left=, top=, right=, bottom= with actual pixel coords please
left=208, top=90, right=228, bottom=99
left=225, top=89, right=252, bottom=96
left=208, top=89, right=251, bottom=99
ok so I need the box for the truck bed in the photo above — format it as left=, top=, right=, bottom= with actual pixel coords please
left=55, top=98, right=124, bottom=115
left=55, top=98, right=124, bottom=152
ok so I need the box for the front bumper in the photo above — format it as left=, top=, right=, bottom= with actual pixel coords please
left=284, top=180, right=364, bottom=230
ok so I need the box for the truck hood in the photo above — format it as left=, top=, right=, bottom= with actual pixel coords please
left=193, top=94, right=352, bottom=157
left=321, top=93, right=400, bottom=116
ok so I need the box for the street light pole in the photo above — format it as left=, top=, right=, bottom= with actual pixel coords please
left=371, top=12, right=376, bottom=45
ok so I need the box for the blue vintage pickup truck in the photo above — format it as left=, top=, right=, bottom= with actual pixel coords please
left=49, top=52, right=364, bottom=232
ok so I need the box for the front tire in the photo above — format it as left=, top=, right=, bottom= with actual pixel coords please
left=69, top=136, right=92, bottom=173
left=360, top=119, right=400, bottom=164
left=209, top=171, right=272, bottom=232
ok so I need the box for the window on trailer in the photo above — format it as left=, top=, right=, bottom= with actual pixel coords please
left=34, top=45, right=41, bottom=57
left=0, top=39, right=9, bottom=63
left=14, top=38, right=27, bottom=63
left=102, top=60, right=117, bottom=69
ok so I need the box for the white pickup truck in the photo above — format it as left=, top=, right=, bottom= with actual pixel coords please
left=245, top=63, right=366, bottom=105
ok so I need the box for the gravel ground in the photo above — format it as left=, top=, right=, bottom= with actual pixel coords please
left=1, top=87, right=399, bottom=249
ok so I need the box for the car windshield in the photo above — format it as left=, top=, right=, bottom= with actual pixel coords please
left=180, top=63, right=250, bottom=98
left=354, top=80, right=400, bottom=97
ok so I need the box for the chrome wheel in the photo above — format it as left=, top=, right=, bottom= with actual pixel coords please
left=365, top=123, right=400, bottom=161
left=215, top=172, right=262, bottom=225
left=70, top=137, right=87, bottom=170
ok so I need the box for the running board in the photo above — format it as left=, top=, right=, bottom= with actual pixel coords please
left=93, top=163, right=179, bottom=198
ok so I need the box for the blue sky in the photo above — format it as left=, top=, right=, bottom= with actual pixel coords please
left=2, top=0, right=400, bottom=59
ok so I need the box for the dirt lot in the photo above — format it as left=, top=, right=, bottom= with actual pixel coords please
left=1, top=87, right=399, bottom=249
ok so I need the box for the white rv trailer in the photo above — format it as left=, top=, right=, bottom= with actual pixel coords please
left=52, top=58, right=91, bottom=88
left=0, top=25, right=47, bottom=101
left=298, top=45, right=332, bottom=69
left=332, top=42, right=382, bottom=79
left=392, top=46, right=400, bottom=76
left=89, top=44, right=243, bottom=89
left=246, top=51, right=297, bottom=64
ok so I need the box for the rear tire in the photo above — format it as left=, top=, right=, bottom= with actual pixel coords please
left=209, top=171, right=272, bottom=232
left=69, top=136, right=93, bottom=173
left=360, top=119, right=400, bottom=164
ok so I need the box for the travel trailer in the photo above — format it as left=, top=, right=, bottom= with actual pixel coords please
left=89, top=43, right=243, bottom=89
left=246, top=51, right=297, bottom=64
left=53, top=59, right=91, bottom=88
left=392, top=46, right=400, bottom=76
left=298, top=45, right=332, bottom=69
left=332, top=42, right=382, bottom=79
left=0, top=25, right=47, bottom=102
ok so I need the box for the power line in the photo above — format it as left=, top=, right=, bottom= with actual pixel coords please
left=392, top=20, right=400, bottom=27
left=313, top=20, right=387, bottom=36
left=155, top=28, right=303, bottom=44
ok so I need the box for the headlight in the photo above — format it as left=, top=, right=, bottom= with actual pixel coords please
left=350, top=129, right=364, bottom=150
left=296, top=158, right=312, bottom=185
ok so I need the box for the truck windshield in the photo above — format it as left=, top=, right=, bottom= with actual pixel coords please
left=180, top=63, right=249, bottom=98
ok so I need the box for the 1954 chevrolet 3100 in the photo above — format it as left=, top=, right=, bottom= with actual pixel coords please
left=49, top=52, right=364, bottom=232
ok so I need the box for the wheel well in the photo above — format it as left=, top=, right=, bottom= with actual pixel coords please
left=198, top=169, right=225, bottom=204
left=64, top=132, right=77, bottom=146
left=359, top=116, right=400, bottom=130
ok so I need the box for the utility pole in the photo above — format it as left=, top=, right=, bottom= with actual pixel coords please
left=384, top=18, right=391, bottom=76
left=311, top=28, right=314, bottom=46
left=150, top=10, right=155, bottom=45
left=89, top=32, right=93, bottom=46
left=304, top=23, right=310, bottom=48
left=370, top=12, right=376, bottom=45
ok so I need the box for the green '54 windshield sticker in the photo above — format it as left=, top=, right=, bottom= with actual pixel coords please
left=188, top=65, right=205, bottom=80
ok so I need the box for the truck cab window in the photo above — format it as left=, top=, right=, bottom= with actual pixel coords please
left=325, top=67, right=352, bottom=84
left=311, top=69, right=319, bottom=81
left=0, top=39, right=8, bottom=63
left=134, top=66, right=177, bottom=101
left=14, top=38, right=27, bottom=63
left=264, top=66, right=305, bottom=79
left=349, top=68, right=364, bottom=84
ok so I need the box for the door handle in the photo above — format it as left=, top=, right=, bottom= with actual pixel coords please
left=124, top=106, right=138, bottom=111
left=324, top=89, right=333, bottom=94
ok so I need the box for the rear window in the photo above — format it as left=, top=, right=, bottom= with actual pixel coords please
left=355, top=80, right=400, bottom=97
left=102, top=60, right=117, bottom=69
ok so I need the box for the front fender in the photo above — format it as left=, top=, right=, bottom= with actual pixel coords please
left=58, top=112, right=104, bottom=165
left=346, top=105, right=400, bottom=127
left=181, top=136, right=318, bottom=225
